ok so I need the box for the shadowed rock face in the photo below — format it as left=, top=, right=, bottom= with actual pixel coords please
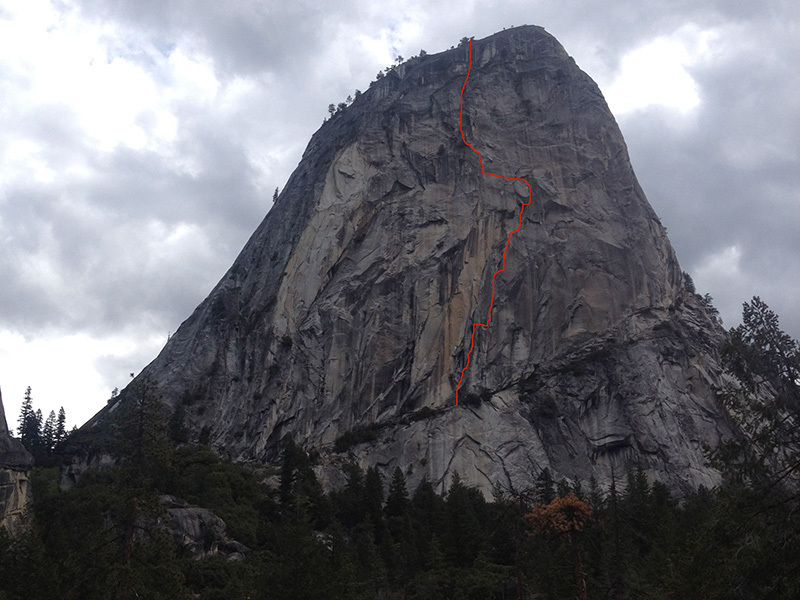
left=89, top=26, right=733, bottom=496
left=1, top=386, right=34, bottom=537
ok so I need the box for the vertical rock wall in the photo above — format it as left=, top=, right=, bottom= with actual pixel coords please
left=0, top=386, right=34, bottom=537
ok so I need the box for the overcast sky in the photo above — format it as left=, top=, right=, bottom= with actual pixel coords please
left=1, top=0, right=798, bottom=429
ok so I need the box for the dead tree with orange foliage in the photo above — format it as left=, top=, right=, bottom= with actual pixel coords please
left=525, top=492, right=593, bottom=600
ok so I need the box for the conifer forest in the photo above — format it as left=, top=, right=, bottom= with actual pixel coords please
left=1, top=297, right=798, bottom=600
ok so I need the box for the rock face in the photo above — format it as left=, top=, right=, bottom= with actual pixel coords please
left=0, top=386, right=34, bottom=537
left=90, top=26, right=733, bottom=496
left=158, top=495, right=249, bottom=560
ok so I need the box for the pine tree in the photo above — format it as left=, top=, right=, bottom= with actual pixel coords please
left=277, top=437, right=330, bottom=528
left=411, top=479, right=445, bottom=570
left=279, top=437, right=303, bottom=507
left=110, top=377, right=175, bottom=599
left=337, top=461, right=366, bottom=530
left=607, top=467, right=625, bottom=597
left=588, top=475, right=604, bottom=510
left=17, top=386, right=33, bottom=438
left=716, top=296, right=800, bottom=486
left=42, top=410, right=56, bottom=453
left=526, top=493, right=593, bottom=600
left=535, top=468, right=556, bottom=503
left=364, top=466, right=385, bottom=543
left=17, top=388, right=43, bottom=451
left=168, top=403, right=188, bottom=444
left=31, top=409, right=44, bottom=452
left=682, top=271, right=696, bottom=294
left=443, top=472, right=487, bottom=565
left=384, top=467, right=414, bottom=585
left=385, top=467, right=409, bottom=519
left=55, top=406, right=66, bottom=446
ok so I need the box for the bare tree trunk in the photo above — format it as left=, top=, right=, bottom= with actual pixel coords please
left=569, top=532, right=588, bottom=600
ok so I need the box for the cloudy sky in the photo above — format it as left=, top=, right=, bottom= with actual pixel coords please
left=1, top=0, right=798, bottom=429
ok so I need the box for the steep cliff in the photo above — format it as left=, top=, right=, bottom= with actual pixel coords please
left=0, top=387, right=33, bottom=537
left=89, top=26, right=733, bottom=496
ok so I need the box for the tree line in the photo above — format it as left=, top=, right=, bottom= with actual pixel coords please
left=14, top=386, right=70, bottom=459
left=1, top=296, right=797, bottom=599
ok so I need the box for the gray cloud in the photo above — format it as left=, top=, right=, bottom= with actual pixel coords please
left=613, top=7, right=800, bottom=335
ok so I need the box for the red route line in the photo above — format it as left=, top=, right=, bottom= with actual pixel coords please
left=455, top=39, right=533, bottom=406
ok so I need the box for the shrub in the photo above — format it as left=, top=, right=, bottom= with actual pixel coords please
left=333, top=422, right=388, bottom=453
left=462, top=393, right=482, bottom=407
left=405, top=406, right=443, bottom=423
left=532, top=395, right=558, bottom=420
